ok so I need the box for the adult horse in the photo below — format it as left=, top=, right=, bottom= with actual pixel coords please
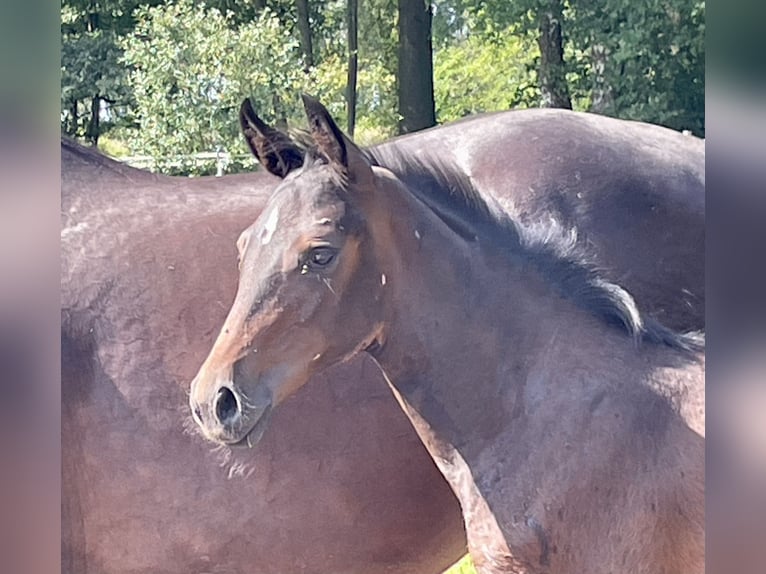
left=61, top=140, right=464, bottom=574
left=190, top=96, right=705, bottom=573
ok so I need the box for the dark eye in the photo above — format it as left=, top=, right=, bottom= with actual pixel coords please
left=301, top=246, right=337, bottom=273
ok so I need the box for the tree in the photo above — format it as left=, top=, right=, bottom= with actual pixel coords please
left=434, top=0, right=704, bottom=133
left=566, top=0, right=705, bottom=134
left=397, top=0, right=436, bottom=134
left=61, top=0, right=145, bottom=144
left=346, top=0, right=358, bottom=136
left=121, top=0, right=308, bottom=173
left=60, top=0, right=704, bottom=170
left=295, top=0, right=314, bottom=71
left=434, top=29, right=539, bottom=121
left=536, top=0, right=571, bottom=108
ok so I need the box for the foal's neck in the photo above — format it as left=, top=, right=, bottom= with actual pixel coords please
left=366, top=223, right=702, bottom=570
left=369, top=233, right=639, bottom=455
left=361, top=170, right=706, bottom=569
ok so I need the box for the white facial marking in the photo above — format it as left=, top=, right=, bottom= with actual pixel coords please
left=312, top=353, right=322, bottom=361
left=260, top=206, right=279, bottom=245
left=381, top=274, right=387, bottom=286
left=414, top=229, right=421, bottom=239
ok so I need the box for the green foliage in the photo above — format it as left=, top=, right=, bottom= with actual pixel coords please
left=61, top=28, right=127, bottom=106
left=358, top=0, right=397, bottom=73
left=432, top=1, right=471, bottom=46
left=313, top=0, right=398, bottom=141
left=434, top=28, right=540, bottom=121
left=116, top=0, right=401, bottom=172
left=566, top=0, right=705, bottom=134
left=61, top=0, right=705, bottom=173
left=98, top=135, right=132, bottom=157
left=447, top=0, right=705, bottom=134
left=444, top=553, right=477, bottom=574
left=121, top=0, right=308, bottom=174
left=60, top=1, right=141, bottom=139
left=312, top=52, right=397, bottom=142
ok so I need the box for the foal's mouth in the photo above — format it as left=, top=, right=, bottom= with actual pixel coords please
left=226, top=405, right=273, bottom=449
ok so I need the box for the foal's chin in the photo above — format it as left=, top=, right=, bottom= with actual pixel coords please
left=197, top=405, right=272, bottom=454
left=204, top=405, right=273, bottom=449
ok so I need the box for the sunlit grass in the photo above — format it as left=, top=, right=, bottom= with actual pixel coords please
left=98, top=135, right=132, bottom=158
left=444, top=553, right=476, bottom=574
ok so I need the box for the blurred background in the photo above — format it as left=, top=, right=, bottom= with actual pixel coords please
left=60, top=0, right=704, bottom=175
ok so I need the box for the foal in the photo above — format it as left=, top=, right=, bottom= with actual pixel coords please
left=190, top=96, right=704, bottom=574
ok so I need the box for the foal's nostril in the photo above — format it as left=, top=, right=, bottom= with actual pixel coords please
left=214, top=387, right=240, bottom=425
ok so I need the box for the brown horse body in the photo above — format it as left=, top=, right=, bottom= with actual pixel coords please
left=65, top=101, right=703, bottom=574
left=190, top=97, right=704, bottom=573
left=369, top=109, right=705, bottom=331
left=61, top=142, right=464, bottom=574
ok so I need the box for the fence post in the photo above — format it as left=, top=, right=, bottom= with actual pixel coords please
left=215, top=148, right=224, bottom=177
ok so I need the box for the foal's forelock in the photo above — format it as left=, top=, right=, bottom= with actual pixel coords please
left=297, top=150, right=350, bottom=189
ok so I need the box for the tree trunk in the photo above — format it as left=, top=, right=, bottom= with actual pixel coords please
left=84, top=10, right=102, bottom=144
left=87, top=11, right=99, bottom=32
left=537, top=0, right=572, bottom=109
left=346, top=0, right=358, bottom=136
left=86, top=95, right=100, bottom=146
left=397, top=0, right=436, bottom=134
left=295, top=0, right=314, bottom=72
left=68, top=99, right=78, bottom=137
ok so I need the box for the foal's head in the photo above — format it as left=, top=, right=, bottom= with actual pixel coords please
left=189, top=96, right=394, bottom=446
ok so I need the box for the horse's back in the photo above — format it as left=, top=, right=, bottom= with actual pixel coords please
left=377, top=110, right=705, bottom=330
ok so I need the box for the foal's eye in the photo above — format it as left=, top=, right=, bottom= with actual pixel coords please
left=311, top=247, right=335, bottom=266
left=301, top=246, right=337, bottom=273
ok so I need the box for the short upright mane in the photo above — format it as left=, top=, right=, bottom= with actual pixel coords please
left=365, top=146, right=703, bottom=353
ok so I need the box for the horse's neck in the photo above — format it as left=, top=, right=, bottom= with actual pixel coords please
left=366, top=228, right=703, bottom=570
left=370, top=240, right=632, bottom=452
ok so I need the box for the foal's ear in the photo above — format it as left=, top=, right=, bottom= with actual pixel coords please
left=239, top=98, right=305, bottom=179
left=301, top=94, right=372, bottom=183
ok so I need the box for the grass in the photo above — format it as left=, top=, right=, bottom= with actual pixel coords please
left=98, top=135, right=132, bottom=158
left=444, top=554, right=477, bottom=574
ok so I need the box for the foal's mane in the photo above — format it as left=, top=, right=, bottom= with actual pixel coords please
left=364, top=145, right=703, bottom=353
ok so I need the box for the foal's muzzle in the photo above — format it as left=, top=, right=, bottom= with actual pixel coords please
left=189, top=379, right=271, bottom=446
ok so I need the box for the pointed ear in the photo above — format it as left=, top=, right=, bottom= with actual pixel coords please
left=239, top=98, right=304, bottom=178
left=301, top=94, right=372, bottom=183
